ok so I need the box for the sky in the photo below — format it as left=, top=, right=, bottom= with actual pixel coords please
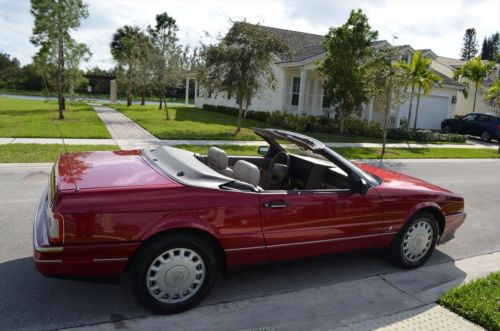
left=0, top=0, right=499, bottom=69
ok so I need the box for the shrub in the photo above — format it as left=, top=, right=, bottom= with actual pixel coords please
left=202, top=104, right=269, bottom=121
left=387, top=128, right=466, bottom=143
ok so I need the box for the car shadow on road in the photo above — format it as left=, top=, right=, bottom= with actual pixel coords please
left=0, top=248, right=463, bottom=330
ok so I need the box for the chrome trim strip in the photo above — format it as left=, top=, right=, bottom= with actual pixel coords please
left=224, top=232, right=397, bottom=252
left=225, top=245, right=267, bottom=252
left=93, top=257, right=129, bottom=262
left=33, top=257, right=63, bottom=263
left=33, top=187, right=64, bottom=253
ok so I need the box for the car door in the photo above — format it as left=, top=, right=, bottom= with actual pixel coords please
left=458, top=113, right=477, bottom=134
left=259, top=188, right=383, bottom=262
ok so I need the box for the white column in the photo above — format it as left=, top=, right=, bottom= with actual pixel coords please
left=298, top=66, right=307, bottom=115
left=109, top=79, right=117, bottom=103
left=185, top=77, right=189, bottom=105
left=367, top=97, right=374, bottom=122
left=194, top=80, right=198, bottom=104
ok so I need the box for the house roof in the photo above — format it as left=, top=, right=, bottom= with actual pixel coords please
left=257, top=25, right=325, bottom=62
left=435, top=56, right=466, bottom=69
left=431, top=69, right=463, bottom=87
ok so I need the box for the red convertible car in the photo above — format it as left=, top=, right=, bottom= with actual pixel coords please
left=33, top=128, right=466, bottom=313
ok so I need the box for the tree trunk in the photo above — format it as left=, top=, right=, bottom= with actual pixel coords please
left=236, top=100, right=243, bottom=133
left=472, top=82, right=478, bottom=112
left=339, top=111, right=345, bottom=135
left=159, top=86, right=164, bottom=110
left=413, top=85, right=422, bottom=130
left=382, top=83, right=392, bottom=159
left=165, top=103, right=170, bottom=120
left=126, top=62, right=132, bottom=107
left=141, top=86, right=145, bottom=106
left=57, top=1, right=64, bottom=120
left=407, top=81, right=415, bottom=128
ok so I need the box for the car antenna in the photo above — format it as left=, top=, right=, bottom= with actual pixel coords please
left=57, top=120, right=79, bottom=192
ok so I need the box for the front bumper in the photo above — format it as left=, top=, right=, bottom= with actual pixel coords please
left=439, top=212, right=466, bottom=245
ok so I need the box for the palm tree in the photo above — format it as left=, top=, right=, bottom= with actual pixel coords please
left=453, top=57, right=495, bottom=113
left=413, top=70, right=443, bottom=129
left=485, top=79, right=500, bottom=115
left=396, top=50, right=433, bottom=129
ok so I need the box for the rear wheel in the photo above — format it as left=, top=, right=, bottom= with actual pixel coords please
left=480, top=131, right=491, bottom=142
left=389, top=212, right=439, bottom=268
left=130, top=234, right=219, bottom=314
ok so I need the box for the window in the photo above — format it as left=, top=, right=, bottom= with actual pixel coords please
left=322, top=84, right=330, bottom=108
left=291, top=77, right=300, bottom=106
left=462, top=114, right=477, bottom=122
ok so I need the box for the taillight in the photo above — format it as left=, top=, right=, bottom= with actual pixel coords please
left=48, top=212, right=64, bottom=244
left=496, top=125, right=500, bottom=130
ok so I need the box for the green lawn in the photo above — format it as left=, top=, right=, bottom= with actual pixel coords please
left=0, top=97, right=111, bottom=138
left=440, top=272, right=499, bottom=331
left=174, top=144, right=500, bottom=159
left=108, top=104, right=412, bottom=143
left=0, top=144, right=118, bottom=163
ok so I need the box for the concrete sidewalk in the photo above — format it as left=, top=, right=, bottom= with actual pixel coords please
left=1, top=137, right=498, bottom=150
left=67, top=251, right=499, bottom=331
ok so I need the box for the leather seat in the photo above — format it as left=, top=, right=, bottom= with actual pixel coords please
left=234, top=160, right=260, bottom=187
left=207, top=147, right=233, bottom=177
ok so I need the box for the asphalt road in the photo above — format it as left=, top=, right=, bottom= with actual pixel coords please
left=0, top=160, right=499, bottom=330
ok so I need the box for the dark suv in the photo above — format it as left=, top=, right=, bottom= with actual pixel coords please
left=441, top=113, right=500, bottom=142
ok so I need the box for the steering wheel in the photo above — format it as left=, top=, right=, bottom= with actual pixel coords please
left=267, top=151, right=290, bottom=185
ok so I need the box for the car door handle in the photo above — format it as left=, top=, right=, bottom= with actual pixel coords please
left=263, top=201, right=288, bottom=208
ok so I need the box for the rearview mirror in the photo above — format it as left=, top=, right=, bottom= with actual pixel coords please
left=258, top=145, right=269, bottom=156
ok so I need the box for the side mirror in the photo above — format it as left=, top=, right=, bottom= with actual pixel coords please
left=258, top=145, right=270, bottom=156
left=354, top=177, right=369, bottom=196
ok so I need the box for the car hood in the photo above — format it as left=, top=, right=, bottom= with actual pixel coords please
left=356, top=163, right=452, bottom=194
left=56, top=150, right=177, bottom=191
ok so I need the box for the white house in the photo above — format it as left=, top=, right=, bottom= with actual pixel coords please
left=432, top=56, right=500, bottom=116
left=194, top=25, right=464, bottom=130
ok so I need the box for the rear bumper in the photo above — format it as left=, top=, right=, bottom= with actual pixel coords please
left=33, top=186, right=140, bottom=276
left=439, top=212, right=466, bottom=245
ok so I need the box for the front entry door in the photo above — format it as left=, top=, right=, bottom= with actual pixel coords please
left=259, top=189, right=383, bottom=261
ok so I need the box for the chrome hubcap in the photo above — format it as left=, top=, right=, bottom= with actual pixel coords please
left=146, top=248, right=205, bottom=304
left=402, top=220, right=433, bottom=262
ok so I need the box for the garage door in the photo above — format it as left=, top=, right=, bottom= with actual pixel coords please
left=399, top=95, right=449, bottom=130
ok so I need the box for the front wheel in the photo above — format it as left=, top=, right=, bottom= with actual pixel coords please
left=389, top=212, right=439, bottom=269
left=130, top=234, right=219, bottom=314
left=480, top=131, right=491, bottom=142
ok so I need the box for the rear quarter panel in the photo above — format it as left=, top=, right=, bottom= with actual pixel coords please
left=54, top=185, right=267, bottom=268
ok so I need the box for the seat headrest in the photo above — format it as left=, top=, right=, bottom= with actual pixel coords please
left=208, top=147, right=228, bottom=170
left=234, top=160, right=260, bottom=187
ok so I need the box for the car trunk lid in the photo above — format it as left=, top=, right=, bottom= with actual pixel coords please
left=55, top=150, right=177, bottom=191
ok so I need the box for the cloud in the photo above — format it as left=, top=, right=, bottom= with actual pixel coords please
left=0, top=0, right=498, bottom=69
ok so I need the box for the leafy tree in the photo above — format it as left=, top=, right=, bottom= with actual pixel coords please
left=481, top=33, right=500, bottom=61
left=148, top=12, right=183, bottom=117
left=453, top=57, right=496, bottom=112
left=317, top=9, right=378, bottom=134
left=0, top=52, right=23, bottom=88
left=460, top=28, right=478, bottom=61
left=135, top=33, right=154, bottom=106
left=366, top=46, right=409, bottom=157
left=30, top=0, right=89, bottom=120
left=110, top=25, right=142, bottom=106
left=200, top=21, right=288, bottom=132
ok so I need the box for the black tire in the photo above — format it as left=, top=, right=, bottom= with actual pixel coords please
left=389, top=211, right=439, bottom=269
left=442, top=125, right=452, bottom=134
left=129, top=234, right=219, bottom=314
left=480, top=131, right=491, bottom=142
